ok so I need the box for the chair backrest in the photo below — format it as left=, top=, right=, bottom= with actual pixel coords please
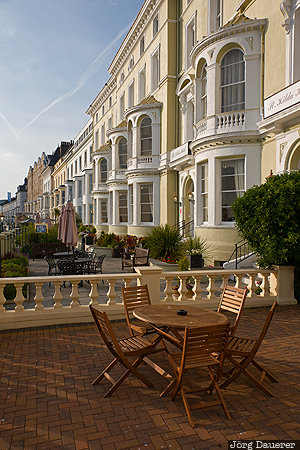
left=182, top=323, right=230, bottom=368
left=134, top=247, right=150, bottom=265
left=252, top=301, right=277, bottom=354
left=44, top=256, right=56, bottom=270
left=121, top=285, right=151, bottom=334
left=96, top=254, right=106, bottom=266
left=89, top=306, right=121, bottom=353
left=217, top=285, right=248, bottom=334
left=57, top=259, right=77, bottom=275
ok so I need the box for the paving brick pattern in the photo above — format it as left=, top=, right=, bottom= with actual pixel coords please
left=1, top=305, right=300, bottom=449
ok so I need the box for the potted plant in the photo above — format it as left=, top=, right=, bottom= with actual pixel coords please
left=183, top=237, right=210, bottom=269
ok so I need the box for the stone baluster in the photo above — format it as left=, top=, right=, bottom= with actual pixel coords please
left=34, top=282, right=45, bottom=310
left=208, top=275, right=219, bottom=301
left=234, top=273, right=243, bottom=288
left=123, top=278, right=133, bottom=288
left=179, top=275, right=188, bottom=301
left=53, top=281, right=63, bottom=309
left=248, top=272, right=258, bottom=298
left=163, top=276, right=174, bottom=302
left=89, top=281, right=99, bottom=306
left=107, top=279, right=117, bottom=305
left=70, top=281, right=80, bottom=308
left=193, top=275, right=203, bottom=302
left=220, top=275, right=227, bottom=293
left=260, top=273, right=267, bottom=297
left=14, top=283, right=24, bottom=312
left=0, top=283, right=6, bottom=313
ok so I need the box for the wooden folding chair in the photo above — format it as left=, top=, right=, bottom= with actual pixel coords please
left=217, top=285, right=248, bottom=335
left=220, top=301, right=277, bottom=396
left=90, top=305, right=166, bottom=397
left=121, top=285, right=173, bottom=379
left=121, top=285, right=155, bottom=336
left=161, top=323, right=231, bottom=427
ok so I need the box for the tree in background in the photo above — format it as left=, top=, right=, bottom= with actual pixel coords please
left=232, top=171, right=300, bottom=301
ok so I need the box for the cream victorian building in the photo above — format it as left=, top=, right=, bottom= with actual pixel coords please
left=85, top=0, right=300, bottom=265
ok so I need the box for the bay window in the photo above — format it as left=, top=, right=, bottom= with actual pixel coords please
left=221, top=159, right=245, bottom=222
left=221, top=49, right=245, bottom=112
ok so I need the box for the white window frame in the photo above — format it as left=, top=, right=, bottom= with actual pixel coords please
left=140, top=36, right=145, bottom=56
left=220, top=158, right=245, bottom=223
left=153, top=13, right=159, bottom=37
left=128, top=80, right=135, bottom=108
left=139, top=183, right=153, bottom=224
left=151, top=45, right=160, bottom=93
left=185, top=13, right=197, bottom=70
left=118, top=191, right=128, bottom=223
left=208, top=0, right=222, bottom=35
left=119, top=93, right=125, bottom=122
left=138, top=64, right=146, bottom=102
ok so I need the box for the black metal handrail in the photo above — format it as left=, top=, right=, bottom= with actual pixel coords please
left=228, top=240, right=255, bottom=269
left=173, top=220, right=194, bottom=237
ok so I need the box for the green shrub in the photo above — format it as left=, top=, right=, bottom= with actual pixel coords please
left=232, top=171, right=300, bottom=301
left=144, top=224, right=184, bottom=261
left=178, top=256, right=189, bottom=271
left=1, top=253, right=29, bottom=301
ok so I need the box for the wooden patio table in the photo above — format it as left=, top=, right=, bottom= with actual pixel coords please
left=133, top=304, right=229, bottom=348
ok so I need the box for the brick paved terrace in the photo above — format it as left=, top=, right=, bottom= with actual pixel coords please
left=1, top=305, right=300, bottom=450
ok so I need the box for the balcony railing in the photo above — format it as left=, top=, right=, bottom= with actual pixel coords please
left=126, top=155, right=160, bottom=171
left=0, top=265, right=294, bottom=331
left=216, top=111, right=246, bottom=130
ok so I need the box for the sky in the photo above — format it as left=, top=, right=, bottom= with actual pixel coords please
left=0, top=0, right=142, bottom=199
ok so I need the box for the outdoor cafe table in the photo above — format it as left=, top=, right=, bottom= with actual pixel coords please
left=133, top=304, right=229, bottom=347
left=53, top=251, right=74, bottom=259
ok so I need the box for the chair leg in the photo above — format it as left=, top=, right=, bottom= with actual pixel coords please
left=104, top=356, right=155, bottom=398
left=251, top=359, right=278, bottom=383
left=208, top=367, right=231, bottom=420
left=180, top=386, right=195, bottom=427
left=92, top=358, right=119, bottom=385
left=220, top=355, right=275, bottom=396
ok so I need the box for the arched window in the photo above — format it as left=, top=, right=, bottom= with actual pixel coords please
left=100, top=159, right=107, bottom=182
left=140, top=117, right=152, bottom=156
left=201, top=64, right=207, bottom=118
left=118, top=138, right=127, bottom=169
left=221, top=49, right=245, bottom=112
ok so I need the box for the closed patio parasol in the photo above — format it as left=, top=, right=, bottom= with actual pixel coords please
left=58, top=205, right=65, bottom=241
left=35, top=212, right=41, bottom=224
left=60, top=201, right=78, bottom=248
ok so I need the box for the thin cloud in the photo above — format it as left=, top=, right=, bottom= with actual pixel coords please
left=17, top=23, right=130, bottom=136
left=0, top=111, right=18, bottom=138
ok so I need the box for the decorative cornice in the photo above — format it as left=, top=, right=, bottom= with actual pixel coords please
left=108, top=0, right=161, bottom=77
left=86, top=77, right=117, bottom=115
left=190, top=18, right=267, bottom=68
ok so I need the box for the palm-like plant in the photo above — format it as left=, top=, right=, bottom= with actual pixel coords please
left=183, top=236, right=211, bottom=257
left=145, top=224, right=184, bottom=261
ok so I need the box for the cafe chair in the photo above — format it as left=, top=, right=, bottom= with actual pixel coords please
left=161, top=323, right=231, bottom=427
left=121, top=247, right=150, bottom=272
left=89, top=305, right=165, bottom=398
left=88, top=255, right=106, bottom=275
left=44, top=256, right=59, bottom=287
left=220, top=301, right=277, bottom=396
left=217, top=285, right=248, bottom=335
left=121, top=285, right=166, bottom=338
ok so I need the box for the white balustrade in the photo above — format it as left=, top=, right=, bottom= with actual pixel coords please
left=216, top=111, right=246, bottom=130
left=0, top=266, right=296, bottom=331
